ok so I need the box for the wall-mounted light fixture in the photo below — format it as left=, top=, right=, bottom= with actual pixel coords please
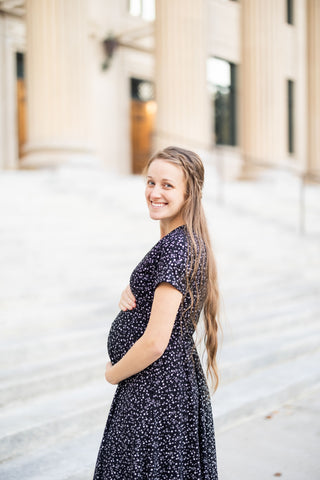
left=101, top=28, right=154, bottom=71
left=102, top=35, right=119, bottom=70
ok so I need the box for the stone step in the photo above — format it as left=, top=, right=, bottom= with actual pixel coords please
left=223, top=283, right=319, bottom=312
left=0, top=381, right=116, bottom=462
left=1, top=293, right=317, bottom=366
left=1, top=321, right=319, bottom=441
left=222, top=301, right=320, bottom=341
left=2, top=274, right=317, bottom=345
left=223, top=285, right=319, bottom=316
left=4, top=276, right=315, bottom=333
left=0, top=428, right=101, bottom=480
left=1, top=351, right=320, bottom=479
left=213, top=350, right=320, bottom=431
left=0, top=326, right=109, bottom=367
left=197, top=317, right=320, bottom=385
left=220, top=334, right=320, bottom=384
left=0, top=166, right=319, bottom=478
left=1, top=285, right=318, bottom=406
left=2, top=301, right=319, bottom=407
left=0, top=301, right=123, bottom=340
left=0, top=353, right=105, bottom=407
left=223, top=306, right=320, bottom=339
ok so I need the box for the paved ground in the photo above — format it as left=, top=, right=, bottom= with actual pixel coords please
left=217, top=385, right=320, bottom=480
left=0, top=160, right=319, bottom=479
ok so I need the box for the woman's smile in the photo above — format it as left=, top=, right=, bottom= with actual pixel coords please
left=150, top=201, right=168, bottom=208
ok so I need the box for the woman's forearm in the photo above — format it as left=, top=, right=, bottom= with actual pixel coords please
left=106, top=283, right=182, bottom=384
left=105, top=335, right=163, bottom=384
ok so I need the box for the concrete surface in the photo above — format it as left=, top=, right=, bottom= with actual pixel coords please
left=217, top=385, right=320, bottom=480
left=0, top=160, right=319, bottom=479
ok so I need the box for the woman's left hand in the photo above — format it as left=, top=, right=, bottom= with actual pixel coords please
left=119, top=284, right=136, bottom=311
left=105, top=360, right=114, bottom=383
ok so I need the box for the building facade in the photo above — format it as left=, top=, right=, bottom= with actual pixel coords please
left=0, top=0, right=319, bottom=179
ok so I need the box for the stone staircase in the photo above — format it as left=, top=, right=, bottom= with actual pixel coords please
left=0, top=166, right=319, bottom=479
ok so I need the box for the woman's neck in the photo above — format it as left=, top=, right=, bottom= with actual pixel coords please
left=160, top=218, right=185, bottom=238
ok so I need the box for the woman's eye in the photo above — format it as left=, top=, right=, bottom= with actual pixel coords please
left=147, top=180, right=155, bottom=186
left=164, top=183, right=173, bottom=188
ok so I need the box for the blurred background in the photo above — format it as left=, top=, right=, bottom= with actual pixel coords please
left=0, top=1, right=320, bottom=479
left=1, top=0, right=319, bottom=180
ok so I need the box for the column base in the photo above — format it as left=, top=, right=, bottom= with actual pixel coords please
left=236, top=164, right=262, bottom=181
left=154, top=132, right=211, bottom=155
left=210, top=146, right=243, bottom=181
left=20, top=142, right=99, bottom=169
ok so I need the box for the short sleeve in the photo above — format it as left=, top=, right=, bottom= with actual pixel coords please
left=154, top=231, right=188, bottom=295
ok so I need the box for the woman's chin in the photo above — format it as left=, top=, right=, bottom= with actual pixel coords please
left=149, top=212, right=162, bottom=220
left=148, top=208, right=163, bottom=220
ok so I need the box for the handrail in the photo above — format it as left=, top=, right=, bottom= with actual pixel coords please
left=213, top=147, right=320, bottom=235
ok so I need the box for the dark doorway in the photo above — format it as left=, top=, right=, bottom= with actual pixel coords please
left=130, top=78, right=156, bottom=174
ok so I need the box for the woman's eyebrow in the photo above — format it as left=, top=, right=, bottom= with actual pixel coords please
left=146, top=176, right=175, bottom=183
left=162, top=178, right=174, bottom=183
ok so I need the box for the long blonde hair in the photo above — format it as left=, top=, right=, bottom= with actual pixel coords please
left=144, top=146, right=221, bottom=392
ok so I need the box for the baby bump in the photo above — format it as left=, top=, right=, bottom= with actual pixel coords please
left=107, top=308, right=149, bottom=364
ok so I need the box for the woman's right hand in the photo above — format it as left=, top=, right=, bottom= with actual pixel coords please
left=119, top=284, right=136, bottom=311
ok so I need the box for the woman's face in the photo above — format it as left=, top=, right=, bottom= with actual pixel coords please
left=145, top=159, right=186, bottom=228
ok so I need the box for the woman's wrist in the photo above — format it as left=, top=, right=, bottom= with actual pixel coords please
left=105, top=361, right=117, bottom=384
left=105, top=367, right=116, bottom=384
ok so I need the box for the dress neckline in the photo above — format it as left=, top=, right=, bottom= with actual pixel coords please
left=160, top=224, right=186, bottom=241
left=148, top=224, right=186, bottom=253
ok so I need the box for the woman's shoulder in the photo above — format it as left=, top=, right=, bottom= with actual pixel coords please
left=160, top=225, right=188, bottom=248
left=146, top=225, right=207, bottom=265
left=160, top=225, right=207, bottom=254
left=163, top=225, right=194, bottom=258
left=139, top=225, right=187, bottom=266
left=154, top=225, right=188, bottom=264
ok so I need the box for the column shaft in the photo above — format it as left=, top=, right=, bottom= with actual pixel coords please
left=154, top=0, right=210, bottom=151
left=240, top=0, right=283, bottom=176
left=23, top=0, right=94, bottom=167
left=307, top=0, right=320, bottom=174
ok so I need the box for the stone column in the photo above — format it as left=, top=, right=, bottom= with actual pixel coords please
left=240, top=0, right=284, bottom=178
left=307, top=0, right=320, bottom=175
left=154, top=0, right=210, bottom=152
left=22, top=0, right=95, bottom=168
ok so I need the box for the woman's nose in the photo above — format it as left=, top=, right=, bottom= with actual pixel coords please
left=150, top=185, right=161, bottom=198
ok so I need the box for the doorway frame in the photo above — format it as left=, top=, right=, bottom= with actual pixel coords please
left=0, top=14, right=26, bottom=169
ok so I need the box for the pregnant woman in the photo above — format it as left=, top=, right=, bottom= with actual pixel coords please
left=93, top=146, right=220, bottom=479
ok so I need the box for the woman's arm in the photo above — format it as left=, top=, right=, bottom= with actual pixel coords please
left=105, top=283, right=182, bottom=384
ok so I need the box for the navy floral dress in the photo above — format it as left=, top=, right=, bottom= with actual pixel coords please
left=93, top=225, right=218, bottom=479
